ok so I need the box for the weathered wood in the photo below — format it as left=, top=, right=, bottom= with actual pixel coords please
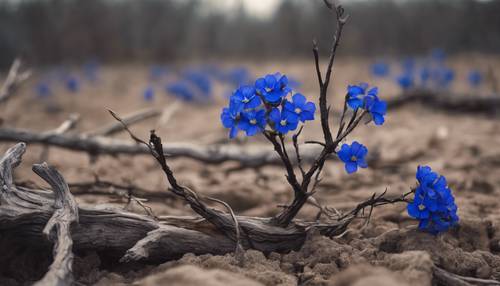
left=32, top=163, right=78, bottom=286
left=0, top=143, right=307, bottom=266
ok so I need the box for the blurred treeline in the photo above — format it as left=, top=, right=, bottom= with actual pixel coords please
left=0, top=0, right=499, bottom=68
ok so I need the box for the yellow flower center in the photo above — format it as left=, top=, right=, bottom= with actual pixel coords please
left=350, top=155, right=357, bottom=161
left=250, top=119, right=257, bottom=125
left=295, top=107, right=301, bottom=114
left=280, top=120, right=287, bottom=126
left=418, top=204, right=425, bottom=211
left=242, top=98, right=250, bottom=103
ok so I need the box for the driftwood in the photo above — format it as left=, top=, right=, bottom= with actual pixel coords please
left=0, top=144, right=310, bottom=268
left=0, top=58, right=31, bottom=104
left=387, top=90, right=500, bottom=114
left=32, top=163, right=78, bottom=286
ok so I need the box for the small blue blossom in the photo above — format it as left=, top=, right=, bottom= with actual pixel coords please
left=420, top=67, right=430, bottom=86
left=255, top=74, right=291, bottom=103
left=238, top=109, right=266, bottom=136
left=167, top=82, right=194, bottom=101
left=36, top=82, right=51, bottom=98
left=407, top=166, right=459, bottom=234
left=284, top=93, right=316, bottom=122
left=397, top=74, right=414, bottom=90
left=337, top=141, right=368, bottom=174
left=183, top=71, right=211, bottom=96
left=231, top=85, right=261, bottom=110
left=365, top=93, right=387, bottom=126
left=65, top=76, right=79, bottom=93
left=468, top=70, right=482, bottom=88
left=269, top=108, right=299, bottom=134
left=221, top=100, right=242, bottom=138
left=346, top=84, right=386, bottom=125
left=143, top=86, right=154, bottom=102
left=347, top=83, right=369, bottom=109
left=371, top=61, right=390, bottom=77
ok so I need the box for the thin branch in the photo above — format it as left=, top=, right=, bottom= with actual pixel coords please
left=0, top=58, right=31, bottom=104
left=86, top=108, right=161, bottom=137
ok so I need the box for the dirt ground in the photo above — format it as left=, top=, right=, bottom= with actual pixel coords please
left=1, top=56, right=500, bottom=285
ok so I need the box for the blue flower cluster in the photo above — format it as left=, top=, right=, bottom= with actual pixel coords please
left=221, top=73, right=315, bottom=138
left=407, top=166, right=459, bottom=234
left=347, top=83, right=387, bottom=125
left=370, top=50, right=486, bottom=92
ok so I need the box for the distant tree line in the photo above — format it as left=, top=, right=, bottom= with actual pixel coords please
left=0, top=0, right=499, bottom=68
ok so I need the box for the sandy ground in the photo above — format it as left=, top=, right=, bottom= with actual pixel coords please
left=0, top=56, right=499, bottom=285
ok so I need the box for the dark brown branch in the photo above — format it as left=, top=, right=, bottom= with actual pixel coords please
left=272, top=3, right=349, bottom=227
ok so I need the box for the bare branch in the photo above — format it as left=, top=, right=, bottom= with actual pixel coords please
left=86, top=108, right=161, bottom=137
left=32, top=163, right=78, bottom=286
left=0, top=58, right=31, bottom=104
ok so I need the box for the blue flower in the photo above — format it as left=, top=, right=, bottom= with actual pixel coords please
left=183, top=71, right=211, bottom=95
left=221, top=100, right=242, bottom=138
left=337, top=141, right=368, bottom=174
left=420, top=67, right=430, bottom=85
left=231, top=85, right=261, bottom=110
left=468, top=70, right=482, bottom=87
left=346, top=83, right=368, bottom=109
left=143, top=86, right=154, bottom=102
left=166, top=82, right=194, bottom=101
left=407, top=165, right=459, bottom=234
left=255, top=74, right=291, bottom=103
left=365, top=94, right=387, bottom=126
left=238, top=109, right=266, bottom=136
left=269, top=108, right=299, bottom=134
left=36, top=82, right=51, bottom=98
left=371, top=61, right=390, bottom=77
left=397, top=74, right=414, bottom=90
left=284, top=93, right=316, bottom=122
left=346, top=84, right=386, bottom=125
left=65, top=76, right=79, bottom=93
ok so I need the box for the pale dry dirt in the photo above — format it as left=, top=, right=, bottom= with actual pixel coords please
left=0, top=56, right=499, bottom=285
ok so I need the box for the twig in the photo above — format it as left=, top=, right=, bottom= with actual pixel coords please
left=86, top=108, right=161, bottom=137
left=433, top=266, right=500, bottom=286
left=155, top=101, right=181, bottom=129
left=0, top=58, right=31, bottom=104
